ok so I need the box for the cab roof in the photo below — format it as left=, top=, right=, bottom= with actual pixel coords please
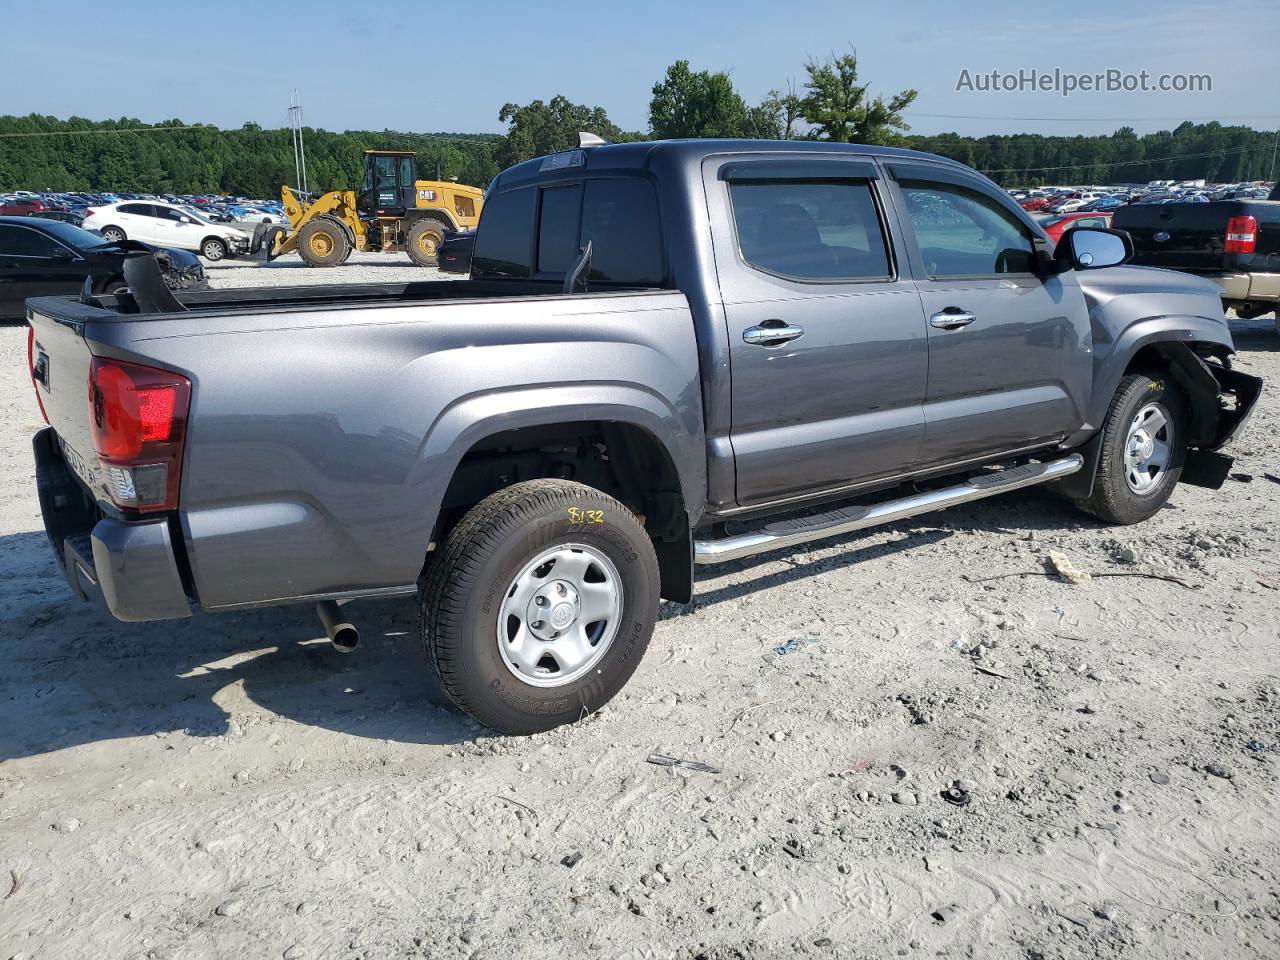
left=491, top=138, right=971, bottom=190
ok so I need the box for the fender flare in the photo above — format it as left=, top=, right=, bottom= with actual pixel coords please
left=402, top=208, right=460, bottom=233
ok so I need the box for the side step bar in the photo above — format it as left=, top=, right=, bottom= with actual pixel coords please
left=694, top=454, right=1083, bottom=565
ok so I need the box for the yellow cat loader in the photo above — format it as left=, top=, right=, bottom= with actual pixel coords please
left=256, top=150, right=484, bottom=267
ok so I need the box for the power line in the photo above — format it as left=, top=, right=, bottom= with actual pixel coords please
left=0, top=125, right=210, bottom=138
left=979, top=143, right=1264, bottom=175
left=909, top=111, right=1280, bottom=123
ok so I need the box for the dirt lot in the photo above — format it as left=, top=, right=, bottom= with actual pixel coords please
left=1, top=270, right=1278, bottom=959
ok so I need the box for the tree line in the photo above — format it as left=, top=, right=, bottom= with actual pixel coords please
left=2, top=51, right=1275, bottom=195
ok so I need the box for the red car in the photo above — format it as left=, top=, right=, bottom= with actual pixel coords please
left=0, top=198, right=47, bottom=216
left=1040, top=211, right=1114, bottom=244
left=1020, top=196, right=1052, bottom=212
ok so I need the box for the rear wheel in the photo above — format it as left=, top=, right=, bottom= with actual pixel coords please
left=200, top=237, right=228, bottom=261
left=419, top=479, right=660, bottom=734
left=101, top=225, right=126, bottom=243
left=405, top=218, right=447, bottom=267
left=297, top=218, right=351, bottom=267
left=1073, top=373, right=1187, bottom=525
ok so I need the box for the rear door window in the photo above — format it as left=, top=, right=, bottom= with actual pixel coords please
left=471, top=186, right=536, bottom=278
left=728, top=180, right=890, bottom=280
left=0, top=225, right=58, bottom=257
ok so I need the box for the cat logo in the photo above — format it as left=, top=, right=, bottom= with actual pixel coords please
left=418, top=189, right=438, bottom=202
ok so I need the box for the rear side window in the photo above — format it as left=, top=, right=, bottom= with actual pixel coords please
left=0, top=225, right=58, bottom=257
left=581, top=179, right=664, bottom=284
left=728, top=180, right=891, bottom=280
left=472, top=186, right=536, bottom=278
left=898, top=179, right=1035, bottom=277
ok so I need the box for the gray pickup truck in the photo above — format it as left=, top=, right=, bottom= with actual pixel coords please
left=27, top=138, right=1261, bottom=734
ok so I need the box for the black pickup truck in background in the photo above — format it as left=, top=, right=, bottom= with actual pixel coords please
left=1113, top=190, right=1280, bottom=327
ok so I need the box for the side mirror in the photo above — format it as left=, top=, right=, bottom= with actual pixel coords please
left=180, top=216, right=192, bottom=224
left=49, top=247, right=73, bottom=262
left=1056, top=227, right=1133, bottom=271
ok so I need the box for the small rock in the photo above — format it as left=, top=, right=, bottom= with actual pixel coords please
left=1113, top=802, right=1133, bottom=814
left=233, top=769, right=250, bottom=784
left=296, top=902, right=316, bottom=915
left=891, top=791, right=918, bottom=806
left=931, top=904, right=958, bottom=923
left=837, top=864, right=851, bottom=875
left=1149, top=769, right=1170, bottom=785
left=1080, top=703, right=1098, bottom=715
left=782, top=839, right=804, bottom=859
left=1095, top=900, right=1121, bottom=922
left=53, top=818, right=81, bottom=834
left=215, top=899, right=244, bottom=917
left=1204, top=762, right=1233, bottom=779
left=770, top=731, right=786, bottom=742
left=1118, top=546, right=1140, bottom=564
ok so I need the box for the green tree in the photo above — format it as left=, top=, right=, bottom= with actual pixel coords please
left=800, top=50, right=917, bottom=145
left=649, top=60, right=775, bottom=139
left=494, top=96, right=628, bottom=169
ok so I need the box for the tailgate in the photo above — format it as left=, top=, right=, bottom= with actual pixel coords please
left=1112, top=204, right=1229, bottom=271
left=27, top=304, right=111, bottom=505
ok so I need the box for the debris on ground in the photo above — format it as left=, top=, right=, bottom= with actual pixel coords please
left=646, top=754, right=720, bottom=774
left=1048, top=551, right=1092, bottom=584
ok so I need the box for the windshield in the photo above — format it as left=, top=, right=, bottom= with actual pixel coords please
left=178, top=206, right=215, bottom=225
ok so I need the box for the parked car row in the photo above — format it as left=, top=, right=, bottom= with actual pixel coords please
left=1011, top=180, right=1275, bottom=216
left=0, top=190, right=286, bottom=230
left=81, top=202, right=253, bottom=261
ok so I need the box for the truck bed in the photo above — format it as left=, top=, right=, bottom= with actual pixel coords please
left=1112, top=199, right=1280, bottom=273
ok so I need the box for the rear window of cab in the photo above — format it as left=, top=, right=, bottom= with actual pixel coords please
left=471, top=177, right=665, bottom=285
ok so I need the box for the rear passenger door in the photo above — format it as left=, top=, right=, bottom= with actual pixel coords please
left=885, top=163, right=1091, bottom=470
left=705, top=156, right=930, bottom=506
left=117, top=203, right=162, bottom=244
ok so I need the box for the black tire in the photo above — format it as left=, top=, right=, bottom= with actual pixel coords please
left=405, top=218, right=447, bottom=267
left=101, top=225, right=126, bottom=243
left=297, top=218, right=351, bottom=267
left=1073, top=372, right=1188, bottom=525
left=102, top=279, right=127, bottom=295
left=200, top=237, right=228, bottom=262
left=419, top=479, right=660, bottom=734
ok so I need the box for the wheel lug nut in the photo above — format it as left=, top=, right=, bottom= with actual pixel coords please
left=556, top=583, right=566, bottom=596
left=531, top=620, right=544, bottom=629
left=535, top=596, right=547, bottom=606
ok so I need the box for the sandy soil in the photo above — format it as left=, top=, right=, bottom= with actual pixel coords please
left=1, top=281, right=1278, bottom=960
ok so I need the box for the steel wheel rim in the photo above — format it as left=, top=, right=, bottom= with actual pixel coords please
left=1124, top=401, right=1173, bottom=494
left=496, top=543, right=624, bottom=688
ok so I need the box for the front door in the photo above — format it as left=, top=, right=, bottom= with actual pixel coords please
left=706, top=155, right=930, bottom=507
left=886, top=164, right=1092, bottom=469
left=0, top=224, right=86, bottom=316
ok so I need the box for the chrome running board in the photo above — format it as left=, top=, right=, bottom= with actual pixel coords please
left=694, top=454, right=1083, bottom=565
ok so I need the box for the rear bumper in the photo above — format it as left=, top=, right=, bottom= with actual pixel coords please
left=1205, top=272, right=1280, bottom=303
left=34, top=428, right=191, bottom=622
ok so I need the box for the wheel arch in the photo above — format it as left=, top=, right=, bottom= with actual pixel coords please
left=424, top=399, right=700, bottom=603
left=403, top=208, right=459, bottom=232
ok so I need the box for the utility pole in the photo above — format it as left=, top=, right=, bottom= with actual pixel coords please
left=288, top=90, right=309, bottom=194
left=1270, top=127, right=1278, bottom=183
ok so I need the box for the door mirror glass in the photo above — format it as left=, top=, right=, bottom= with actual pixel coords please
left=1063, top=227, right=1132, bottom=270
left=49, top=247, right=73, bottom=261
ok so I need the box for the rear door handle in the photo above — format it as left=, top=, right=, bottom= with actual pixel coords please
left=743, top=321, right=805, bottom=346
left=929, top=308, right=977, bottom=330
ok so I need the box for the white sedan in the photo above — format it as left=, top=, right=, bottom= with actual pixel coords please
left=82, top=201, right=252, bottom=261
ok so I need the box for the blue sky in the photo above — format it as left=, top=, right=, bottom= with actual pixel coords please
left=2, top=0, right=1275, bottom=137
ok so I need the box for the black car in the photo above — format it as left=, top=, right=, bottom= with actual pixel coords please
left=436, top=230, right=474, bottom=274
left=0, top=216, right=207, bottom=319
left=29, top=209, right=87, bottom=228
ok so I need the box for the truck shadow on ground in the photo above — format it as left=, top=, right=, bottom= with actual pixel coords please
left=0, top=482, right=1202, bottom=761
left=1, top=529, right=472, bottom=761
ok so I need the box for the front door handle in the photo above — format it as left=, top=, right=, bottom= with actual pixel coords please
left=743, top=321, right=805, bottom=346
left=929, top=308, right=977, bottom=330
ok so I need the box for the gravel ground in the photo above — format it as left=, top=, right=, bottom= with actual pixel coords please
left=1, top=278, right=1278, bottom=960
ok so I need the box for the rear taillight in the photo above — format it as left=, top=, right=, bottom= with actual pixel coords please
left=28, top=325, right=49, bottom=424
left=1225, top=215, right=1257, bottom=254
left=85, top=207, right=98, bottom=217
left=87, top=357, right=190, bottom=513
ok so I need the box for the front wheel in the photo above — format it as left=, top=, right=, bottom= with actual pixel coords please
left=201, top=237, right=228, bottom=261
left=1073, top=373, right=1187, bottom=525
left=419, top=479, right=659, bottom=734
left=101, top=226, right=126, bottom=243
left=405, top=218, right=447, bottom=266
